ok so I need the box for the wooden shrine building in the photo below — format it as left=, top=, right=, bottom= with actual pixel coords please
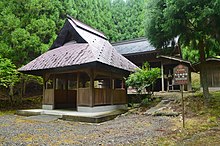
left=113, top=38, right=194, bottom=92
left=194, top=58, right=220, bottom=91
left=19, top=16, right=137, bottom=112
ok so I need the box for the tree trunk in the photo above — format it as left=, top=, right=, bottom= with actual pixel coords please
left=199, top=39, right=210, bottom=105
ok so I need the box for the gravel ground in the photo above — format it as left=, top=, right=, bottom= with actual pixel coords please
left=0, top=113, right=175, bottom=145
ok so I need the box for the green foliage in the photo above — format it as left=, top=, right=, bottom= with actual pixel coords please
left=182, top=46, right=200, bottom=64
left=145, top=0, right=220, bottom=99
left=111, top=0, right=145, bottom=41
left=191, top=72, right=200, bottom=91
left=126, top=62, right=161, bottom=93
left=141, top=98, right=149, bottom=106
left=0, top=57, right=19, bottom=88
left=0, top=0, right=65, bottom=66
left=145, top=0, right=220, bottom=59
left=0, top=0, right=145, bottom=67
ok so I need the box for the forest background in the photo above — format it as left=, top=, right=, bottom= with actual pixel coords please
left=0, top=0, right=219, bottom=101
left=0, top=0, right=146, bottom=101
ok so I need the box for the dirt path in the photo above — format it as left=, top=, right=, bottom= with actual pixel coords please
left=0, top=113, right=175, bottom=145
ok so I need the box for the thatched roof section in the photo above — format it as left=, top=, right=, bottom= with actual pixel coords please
left=19, top=16, right=137, bottom=75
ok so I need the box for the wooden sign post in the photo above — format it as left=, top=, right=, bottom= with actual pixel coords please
left=173, top=64, right=188, bottom=128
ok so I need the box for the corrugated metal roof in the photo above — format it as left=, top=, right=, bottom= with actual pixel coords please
left=112, top=38, right=156, bottom=55
left=19, top=16, right=137, bottom=73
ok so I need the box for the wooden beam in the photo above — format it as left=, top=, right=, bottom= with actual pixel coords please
left=94, top=69, right=124, bottom=79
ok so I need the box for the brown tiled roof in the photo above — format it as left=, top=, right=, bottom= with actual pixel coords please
left=19, top=16, right=137, bottom=73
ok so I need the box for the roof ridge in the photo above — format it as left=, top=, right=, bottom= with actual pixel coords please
left=112, top=37, right=147, bottom=46
left=67, top=15, right=107, bottom=40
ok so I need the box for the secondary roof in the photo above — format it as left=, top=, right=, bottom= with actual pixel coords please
left=112, top=38, right=156, bottom=55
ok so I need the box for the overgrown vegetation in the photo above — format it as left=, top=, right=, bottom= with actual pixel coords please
left=126, top=62, right=161, bottom=94
left=0, top=96, right=42, bottom=115
left=157, top=91, right=220, bottom=145
left=126, top=62, right=161, bottom=109
left=191, top=72, right=200, bottom=91
left=0, top=57, right=19, bottom=102
left=128, top=94, right=162, bottom=109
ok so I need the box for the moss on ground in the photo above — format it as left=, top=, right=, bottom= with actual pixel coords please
left=0, top=110, right=15, bottom=116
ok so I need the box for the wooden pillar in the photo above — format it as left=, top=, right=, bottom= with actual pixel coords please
left=161, top=62, right=165, bottom=92
left=43, top=76, right=46, bottom=104
left=187, top=70, right=192, bottom=91
left=211, top=71, right=214, bottom=87
left=121, top=80, right=125, bottom=89
left=89, top=69, right=94, bottom=107
left=111, top=79, right=115, bottom=105
left=52, top=75, right=55, bottom=106
left=76, top=73, right=80, bottom=109
left=125, top=79, right=128, bottom=104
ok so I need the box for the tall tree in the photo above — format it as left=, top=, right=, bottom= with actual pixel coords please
left=111, top=0, right=145, bottom=42
left=0, top=0, right=72, bottom=67
left=145, top=0, right=220, bottom=102
left=0, top=0, right=146, bottom=67
left=0, top=56, right=19, bottom=102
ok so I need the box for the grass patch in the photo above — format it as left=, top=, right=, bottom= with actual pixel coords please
left=0, top=110, right=15, bottom=116
left=157, top=91, right=220, bottom=145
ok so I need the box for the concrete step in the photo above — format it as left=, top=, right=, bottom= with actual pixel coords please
left=24, top=115, right=60, bottom=122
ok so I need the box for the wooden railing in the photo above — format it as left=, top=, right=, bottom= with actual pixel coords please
left=44, top=88, right=127, bottom=107
left=94, top=88, right=111, bottom=105
left=76, top=88, right=127, bottom=106
left=54, top=90, right=77, bottom=102
left=78, top=88, right=90, bottom=106
left=113, top=89, right=127, bottom=104
left=43, top=89, right=54, bottom=104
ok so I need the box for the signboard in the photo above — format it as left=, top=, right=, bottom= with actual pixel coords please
left=173, top=64, right=188, bottom=85
left=174, top=64, right=189, bottom=128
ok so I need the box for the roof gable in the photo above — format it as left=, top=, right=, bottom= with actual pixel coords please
left=68, top=15, right=107, bottom=40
